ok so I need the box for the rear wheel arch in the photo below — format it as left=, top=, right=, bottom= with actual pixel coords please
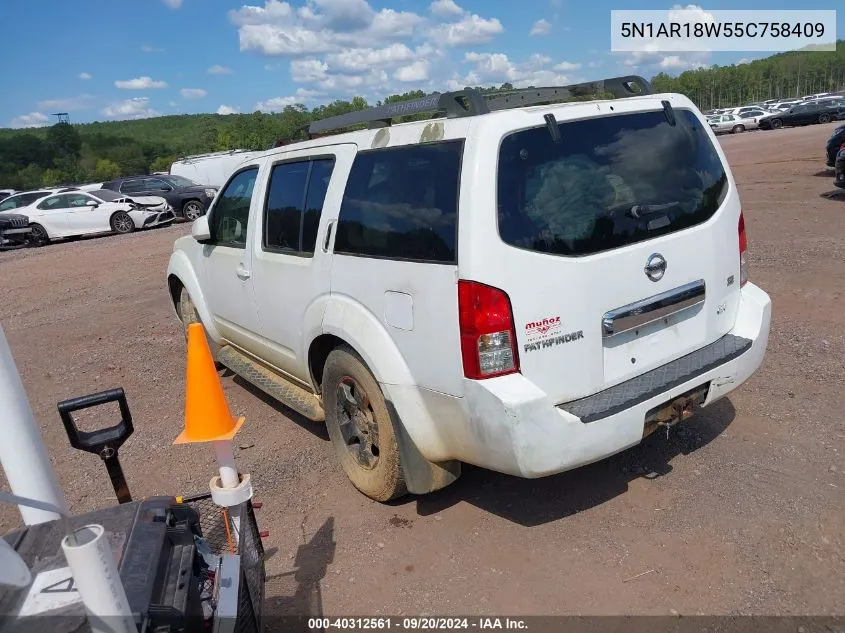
left=313, top=336, right=460, bottom=498
left=308, top=333, right=347, bottom=395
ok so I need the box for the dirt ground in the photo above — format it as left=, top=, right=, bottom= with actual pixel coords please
left=0, top=123, right=843, bottom=620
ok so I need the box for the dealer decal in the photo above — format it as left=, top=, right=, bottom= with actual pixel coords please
left=522, top=315, right=584, bottom=353
left=525, top=316, right=562, bottom=340
left=524, top=330, right=584, bottom=353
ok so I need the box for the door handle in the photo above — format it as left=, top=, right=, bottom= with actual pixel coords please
left=236, top=264, right=251, bottom=280
left=322, top=220, right=335, bottom=253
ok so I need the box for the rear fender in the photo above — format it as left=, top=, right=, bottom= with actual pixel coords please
left=320, top=295, right=459, bottom=492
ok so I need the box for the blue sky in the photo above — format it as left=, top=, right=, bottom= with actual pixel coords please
left=1, top=0, right=841, bottom=128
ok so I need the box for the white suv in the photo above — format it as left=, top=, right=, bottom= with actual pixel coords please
left=167, top=76, right=771, bottom=502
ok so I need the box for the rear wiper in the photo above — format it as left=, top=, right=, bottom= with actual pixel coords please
left=627, top=201, right=679, bottom=218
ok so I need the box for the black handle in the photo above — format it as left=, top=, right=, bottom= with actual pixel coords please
left=57, top=388, right=134, bottom=503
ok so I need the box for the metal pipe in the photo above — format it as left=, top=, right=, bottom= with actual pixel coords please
left=0, top=324, right=68, bottom=525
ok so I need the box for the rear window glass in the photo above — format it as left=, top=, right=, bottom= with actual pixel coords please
left=334, top=140, right=462, bottom=263
left=497, top=108, right=728, bottom=257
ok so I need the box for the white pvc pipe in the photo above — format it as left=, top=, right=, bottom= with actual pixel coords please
left=0, top=324, right=68, bottom=525
left=213, top=441, right=239, bottom=489
left=213, top=440, right=242, bottom=545
left=61, top=524, right=138, bottom=633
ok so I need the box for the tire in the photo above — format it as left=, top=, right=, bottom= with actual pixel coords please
left=27, top=224, right=49, bottom=247
left=179, top=286, right=201, bottom=338
left=110, top=211, right=135, bottom=234
left=771, top=119, right=783, bottom=129
left=819, top=114, right=831, bottom=124
left=182, top=200, right=205, bottom=221
left=731, top=125, right=745, bottom=133
left=178, top=286, right=223, bottom=364
left=322, top=345, right=407, bottom=502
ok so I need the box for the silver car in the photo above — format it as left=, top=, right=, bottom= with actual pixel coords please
left=709, top=111, right=766, bottom=134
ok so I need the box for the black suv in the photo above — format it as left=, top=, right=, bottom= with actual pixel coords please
left=100, top=174, right=217, bottom=220
left=760, top=100, right=845, bottom=130
left=825, top=124, right=845, bottom=167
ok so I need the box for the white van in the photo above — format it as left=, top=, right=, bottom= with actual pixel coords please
left=166, top=76, right=772, bottom=501
left=170, top=150, right=261, bottom=188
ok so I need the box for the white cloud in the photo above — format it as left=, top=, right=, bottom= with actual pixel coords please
left=78, top=72, right=92, bottom=80
left=255, top=96, right=297, bottom=112
left=429, top=13, right=503, bottom=46
left=459, top=51, right=578, bottom=89
left=394, top=60, right=430, bottom=82
left=169, top=101, right=178, bottom=107
left=229, top=0, right=426, bottom=56
left=217, top=105, right=241, bottom=115
left=141, top=45, right=165, bottom=53
left=11, top=112, right=50, bottom=128
left=161, top=0, right=182, bottom=8
left=255, top=87, right=322, bottom=112
left=667, top=4, right=715, bottom=24
left=325, top=44, right=415, bottom=72
left=115, top=76, right=168, bottom=89
left=180, top=88, right=208, bottom=99
left=291, top=59, right=329, bottom=82
left=620, top=50, right=710, bottom=72
left=208, top=65, right=234, bottom=75
left=429, top=0, right=463, bottom=17
left=554, top=61, right=581, bottom=71
left=530, top=19, right=551, bottom=36
left=37, top=95, right=96, bottom=111
left=102, top=97, right=161, bottom=120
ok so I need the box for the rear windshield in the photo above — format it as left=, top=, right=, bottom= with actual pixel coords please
left=496, top=108, right=728, bottom=257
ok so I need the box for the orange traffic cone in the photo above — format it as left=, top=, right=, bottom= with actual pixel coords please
left=174, top=323, right=244, bottom=444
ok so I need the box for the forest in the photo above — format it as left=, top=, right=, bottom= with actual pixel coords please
left=1, top=40, right=843, bottom=191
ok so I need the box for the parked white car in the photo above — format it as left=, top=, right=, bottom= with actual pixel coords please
left=709, top=113, right=756, bottom=134
left=167, top=77, right=771, bottom=502
left=15, top=188, right=175, bottom=246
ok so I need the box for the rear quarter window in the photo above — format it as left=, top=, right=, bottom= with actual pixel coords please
left=334, top=140, right=463, bottom=263
left=497, top=108, right=728, bottom=257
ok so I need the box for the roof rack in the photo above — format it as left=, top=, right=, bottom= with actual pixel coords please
left=307, top=75, right=653, bottom=137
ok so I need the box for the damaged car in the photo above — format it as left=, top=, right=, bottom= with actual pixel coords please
left=0, top=212, right=32, bottom=249
left=13, top=188, right=175, bottom=247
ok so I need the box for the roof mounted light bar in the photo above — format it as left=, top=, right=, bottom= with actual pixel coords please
left=305, top=75, right=653, bottom=137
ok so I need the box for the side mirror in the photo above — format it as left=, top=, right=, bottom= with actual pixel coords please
left=85, top=200, right=98, bottom=208
left=191, top=214, right=211, bottom=242
left=159, top=185, right=172, bottom=192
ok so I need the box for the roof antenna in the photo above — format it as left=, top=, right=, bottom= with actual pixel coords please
left=543, top=113, right=562, bottom=144
left=661, top=100, right=676, bottom=126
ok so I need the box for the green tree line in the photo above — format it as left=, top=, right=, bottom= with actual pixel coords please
left=1, top=41, right=843, bottom=190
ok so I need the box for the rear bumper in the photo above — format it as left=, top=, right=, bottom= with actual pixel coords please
left=427, top=283, right=771, bottom=478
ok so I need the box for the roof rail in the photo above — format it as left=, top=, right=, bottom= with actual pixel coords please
left=306, top=75, right=652, bottom=137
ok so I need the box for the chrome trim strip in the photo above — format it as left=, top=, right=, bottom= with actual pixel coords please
left=602, top=279, right=706, bottom=339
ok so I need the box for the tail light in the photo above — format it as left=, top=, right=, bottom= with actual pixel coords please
left=738, top=211, right=748, bottom=287
left=458, top=280, right=519, bottom=379
left=839, top=142, right=845, bottom=150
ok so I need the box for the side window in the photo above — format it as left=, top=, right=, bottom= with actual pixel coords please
left=37, top=195, right=69, bottom=210
left=0, top=197, right=21, bottom=211
left=145, top=178, right=171, bottom=191
left=66, top=194, right=93, bottom=207
left=120, top=180, right=142, bottom=194
left=264, top=162, right=309, bottom=252
left=263, top=157, right=335, bottom=255
left=209, top=167, right=258, bottom=248
left=334, top=141, right=462, bottom=263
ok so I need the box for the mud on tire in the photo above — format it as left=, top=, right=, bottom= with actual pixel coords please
left=322, top=345, right=407, bottom=502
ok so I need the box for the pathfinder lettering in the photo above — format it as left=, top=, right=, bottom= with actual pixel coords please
left=524, top=330, right=584, bottom=352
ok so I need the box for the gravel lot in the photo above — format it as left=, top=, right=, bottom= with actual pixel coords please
left=0, top=123, right=843, bottom=619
